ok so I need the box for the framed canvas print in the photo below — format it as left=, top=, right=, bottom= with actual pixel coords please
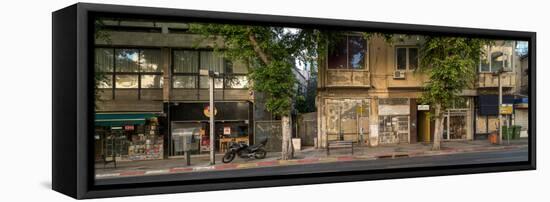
left=52, top=3, right=536, bottom=199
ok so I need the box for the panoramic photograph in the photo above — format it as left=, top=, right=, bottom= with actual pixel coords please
left=92, top=17, right=530, bottom=184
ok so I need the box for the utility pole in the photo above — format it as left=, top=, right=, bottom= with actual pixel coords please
left=497, top=69, right=503, bottom=145
left=209, top=74, right=215, bottom=165
left=200, top=69, right=218, bottom=165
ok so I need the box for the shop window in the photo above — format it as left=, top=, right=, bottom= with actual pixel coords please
left=379, top=115, right=409, bottom=144
left=328, top=35, right=366, bottom=69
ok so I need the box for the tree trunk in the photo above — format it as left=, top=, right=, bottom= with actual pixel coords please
left=281, top=115, right=294, bottom=160
left=432, top=104, right=443, bottom=150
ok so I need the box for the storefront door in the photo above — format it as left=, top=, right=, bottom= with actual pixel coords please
left=169, top=122, right=202, bottom=157
left=417, top=111, right=432, bottom=143
left=379, top=115, right=409, bottom=144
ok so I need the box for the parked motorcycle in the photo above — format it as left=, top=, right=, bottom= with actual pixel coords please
left=222, top=138, right=268, bottom=163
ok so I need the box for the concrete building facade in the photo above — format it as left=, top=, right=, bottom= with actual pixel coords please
left=94, top=19, right=259, bottom=161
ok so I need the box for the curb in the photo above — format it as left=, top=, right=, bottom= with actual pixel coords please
left=96, top=144, right=526, bottom=179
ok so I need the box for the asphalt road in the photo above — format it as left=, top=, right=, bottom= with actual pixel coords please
left=96, top=148, right=528, bottom=186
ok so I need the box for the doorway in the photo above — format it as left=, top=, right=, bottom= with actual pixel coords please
left=417, top=111, right=432, bottom=143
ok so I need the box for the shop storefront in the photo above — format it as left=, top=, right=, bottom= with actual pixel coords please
left=166, top=101, right=253, bottom=157
left=378, top=98, right=410, bottom=144
left=475, top=95, right=514, bottom=139
left=324, top=98, right=370, bottom=143
left=94, top=113, right=164, bottom=162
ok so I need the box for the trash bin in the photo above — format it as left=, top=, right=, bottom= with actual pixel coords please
left=512, top=125, right=522, bottom=139
left=501, top=126, right=510, bottom=140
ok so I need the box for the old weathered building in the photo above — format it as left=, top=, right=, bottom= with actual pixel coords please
left=317, top=35, right=526, bottom=148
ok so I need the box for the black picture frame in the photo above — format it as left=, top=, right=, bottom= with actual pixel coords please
left=52, top=3, right=536, bottom=199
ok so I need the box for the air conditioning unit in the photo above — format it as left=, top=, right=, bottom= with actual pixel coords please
left=393, top=70, right=406, bottom=79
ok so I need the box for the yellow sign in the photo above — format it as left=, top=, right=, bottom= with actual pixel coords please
left=499, top=104, right=513, bottom=115
left=203, top=105, right=218, bottom=117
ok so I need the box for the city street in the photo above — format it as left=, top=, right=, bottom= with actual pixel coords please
left=96, top=146, right=527, bottom=185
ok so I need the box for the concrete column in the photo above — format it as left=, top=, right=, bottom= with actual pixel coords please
left=369, top=97, right=379, bottom=147
left=162, top=48, right=171, bottom=102
left=318, top=97, right=326, bottom=148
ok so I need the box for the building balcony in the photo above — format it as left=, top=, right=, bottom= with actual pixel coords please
left=477, top=72, right=516, bottom=88
left=325, top=69, right=371, bottom=88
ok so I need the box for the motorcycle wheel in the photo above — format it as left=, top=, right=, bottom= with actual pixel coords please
left=222, top=152, right=236, bottom=163
left=254, top=149, right=267, bottom=159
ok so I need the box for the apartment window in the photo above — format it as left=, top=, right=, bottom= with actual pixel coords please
left=479, top=42, right=514, bottom=73
left=173, top=50, right=199, bottom=88
left=172, top=50, right=249, bottom=89
left=395, top=47, right=418, bottom=71
left=94, top=48, right=163, bottom=98
left=328, top=35, right=367, bottom=69
left=95, top=48, right=114, bottom=88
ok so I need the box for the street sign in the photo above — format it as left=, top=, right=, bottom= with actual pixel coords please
left=499, top=104, right=513, bottom=115
left=417, top=105, right=430, bottom=111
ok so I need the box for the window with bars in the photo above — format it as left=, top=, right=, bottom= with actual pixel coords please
left=172, top=50, right=248, bottom=89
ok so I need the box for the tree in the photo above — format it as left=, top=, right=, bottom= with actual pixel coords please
left=295, top=64, right=317, bottom=114
left=190, top=24, right=337, bottom=159
left=419, top=37, right=491, bottom=150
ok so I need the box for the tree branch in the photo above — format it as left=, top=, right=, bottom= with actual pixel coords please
left=247, top=29, right=270, bottom=65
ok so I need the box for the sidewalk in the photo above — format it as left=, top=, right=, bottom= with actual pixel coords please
left=95, top=139, right=528, bottom=179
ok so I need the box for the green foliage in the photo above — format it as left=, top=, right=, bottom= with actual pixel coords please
left=295, top=65, right=317, bottom=113
left=249, top=60, right=296, bottom=116
left=189, top=24, right=331, bottom=116
left=419, top=37, right=491, bottom=111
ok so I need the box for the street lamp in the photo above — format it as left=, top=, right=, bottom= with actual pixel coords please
left=200, top=69, right=219, bottom=165
left=493, top=67, right=511, bottom=145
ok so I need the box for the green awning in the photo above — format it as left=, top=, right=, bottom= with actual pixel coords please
left=95, top=113, right=157, bottom=127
